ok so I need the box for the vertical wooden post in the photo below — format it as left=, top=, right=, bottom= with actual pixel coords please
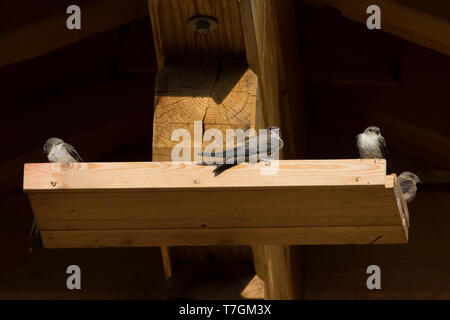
left=239, top=0, right=307, bottom=299
left=147, top=0, right=253, bottom=290
left=148, top=0, right=306, bottom=299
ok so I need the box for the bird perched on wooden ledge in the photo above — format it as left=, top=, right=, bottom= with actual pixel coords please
left=356, top=126, right=392, bottom=174
left=43, top=137, right=83, bottom=163
left=200, top=126, right=284, bottom=176
left=398, top=171, right=421, bottom=203
left=33, top=137, right=83, bottom=250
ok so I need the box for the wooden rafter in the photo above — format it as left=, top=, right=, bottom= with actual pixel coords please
left=301, top=0, right=450, bottom=57
left=0, top=0, right=148, bottom=69
left=23, top=160, right=408, bottom=247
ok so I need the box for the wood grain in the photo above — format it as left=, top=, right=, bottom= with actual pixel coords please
left=23, top=159, right=388, bottom=191
left=147, top=0, right=245, bottom=66
left=147, top=0, right=253, bottom=285
left=23, top=161, right=407, bottom=253
left=240, top=0, right=307, bottom=158
left=147, top=0, right=250, bottom=279
left=240, top=0, right=309, bottom=299
left=41, top=225, right=407, bottom=248
left=152, top=58, right=256, bottom=161
left=26, top=185, right=401, bottom=231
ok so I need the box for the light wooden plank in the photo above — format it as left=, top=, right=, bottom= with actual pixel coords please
left=23, top=161, right=407, bottom=247
left=26, top=184, right=401, bottom=231
left=40, top=226, right=407, bottom=248
left=23, top=159, right=387, bottom=191
left=0, top=0, right=149, bottom=68
left=301, top=0, right=450, bottom=57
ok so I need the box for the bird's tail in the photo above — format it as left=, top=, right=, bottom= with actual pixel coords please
left=213, top=163, right=237, bottom=176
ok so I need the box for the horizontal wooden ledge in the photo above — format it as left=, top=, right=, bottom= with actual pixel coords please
left=24, top=159, right=388, bottom=191
left=24, top=159, right=409, bottom=247
left=41, top=225, right=408, bottom=248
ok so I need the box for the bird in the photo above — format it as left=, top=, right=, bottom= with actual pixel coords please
left=398, top=171, right=421, bottom=204
left=200, top=126, right=284, bottom=176
left=356, top=126, right=392, bottom=173
left=42, top=137, right=83, bottom=163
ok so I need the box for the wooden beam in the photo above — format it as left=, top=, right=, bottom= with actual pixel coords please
left=300, top=0, right=450, bottom=57
left=150, top=57, right=256, bottom=280
left=40, top=225, right=407, bottom=248
left=239, top=0, right=308, bottom=299
left=23, top=160, right=408, bottom=244
left=147, top=0, right=245, bottom=70
left=152, top=58, right=256, bottom=162
left=0, top=0, right=148, bottom=69
left=24, top=159, right=388, bottom=191
left=147, top=0, right=250, bottom=285
left=240, top=0, right=306, bottom=158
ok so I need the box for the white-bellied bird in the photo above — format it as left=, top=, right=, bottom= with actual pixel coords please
left=356, top=125, right=392, bottom=173
left=43, top=137, right=83, bottom=163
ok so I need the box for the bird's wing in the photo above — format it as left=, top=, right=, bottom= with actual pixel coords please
left=202, top=127, right=253, bottom=159
left=222, top=134, right=257, bottom=160
left=63, top=143, right=83, bottom=162
left=378, top=135, right=389, bottom=159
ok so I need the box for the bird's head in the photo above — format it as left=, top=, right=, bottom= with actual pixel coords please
left=42, top=137, right=64, bottom=155
left=267, top=126, right=281, bottom=136
left=399, top=171, right=422, bottom=184
left=364, top=126, right=381, bottom=136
